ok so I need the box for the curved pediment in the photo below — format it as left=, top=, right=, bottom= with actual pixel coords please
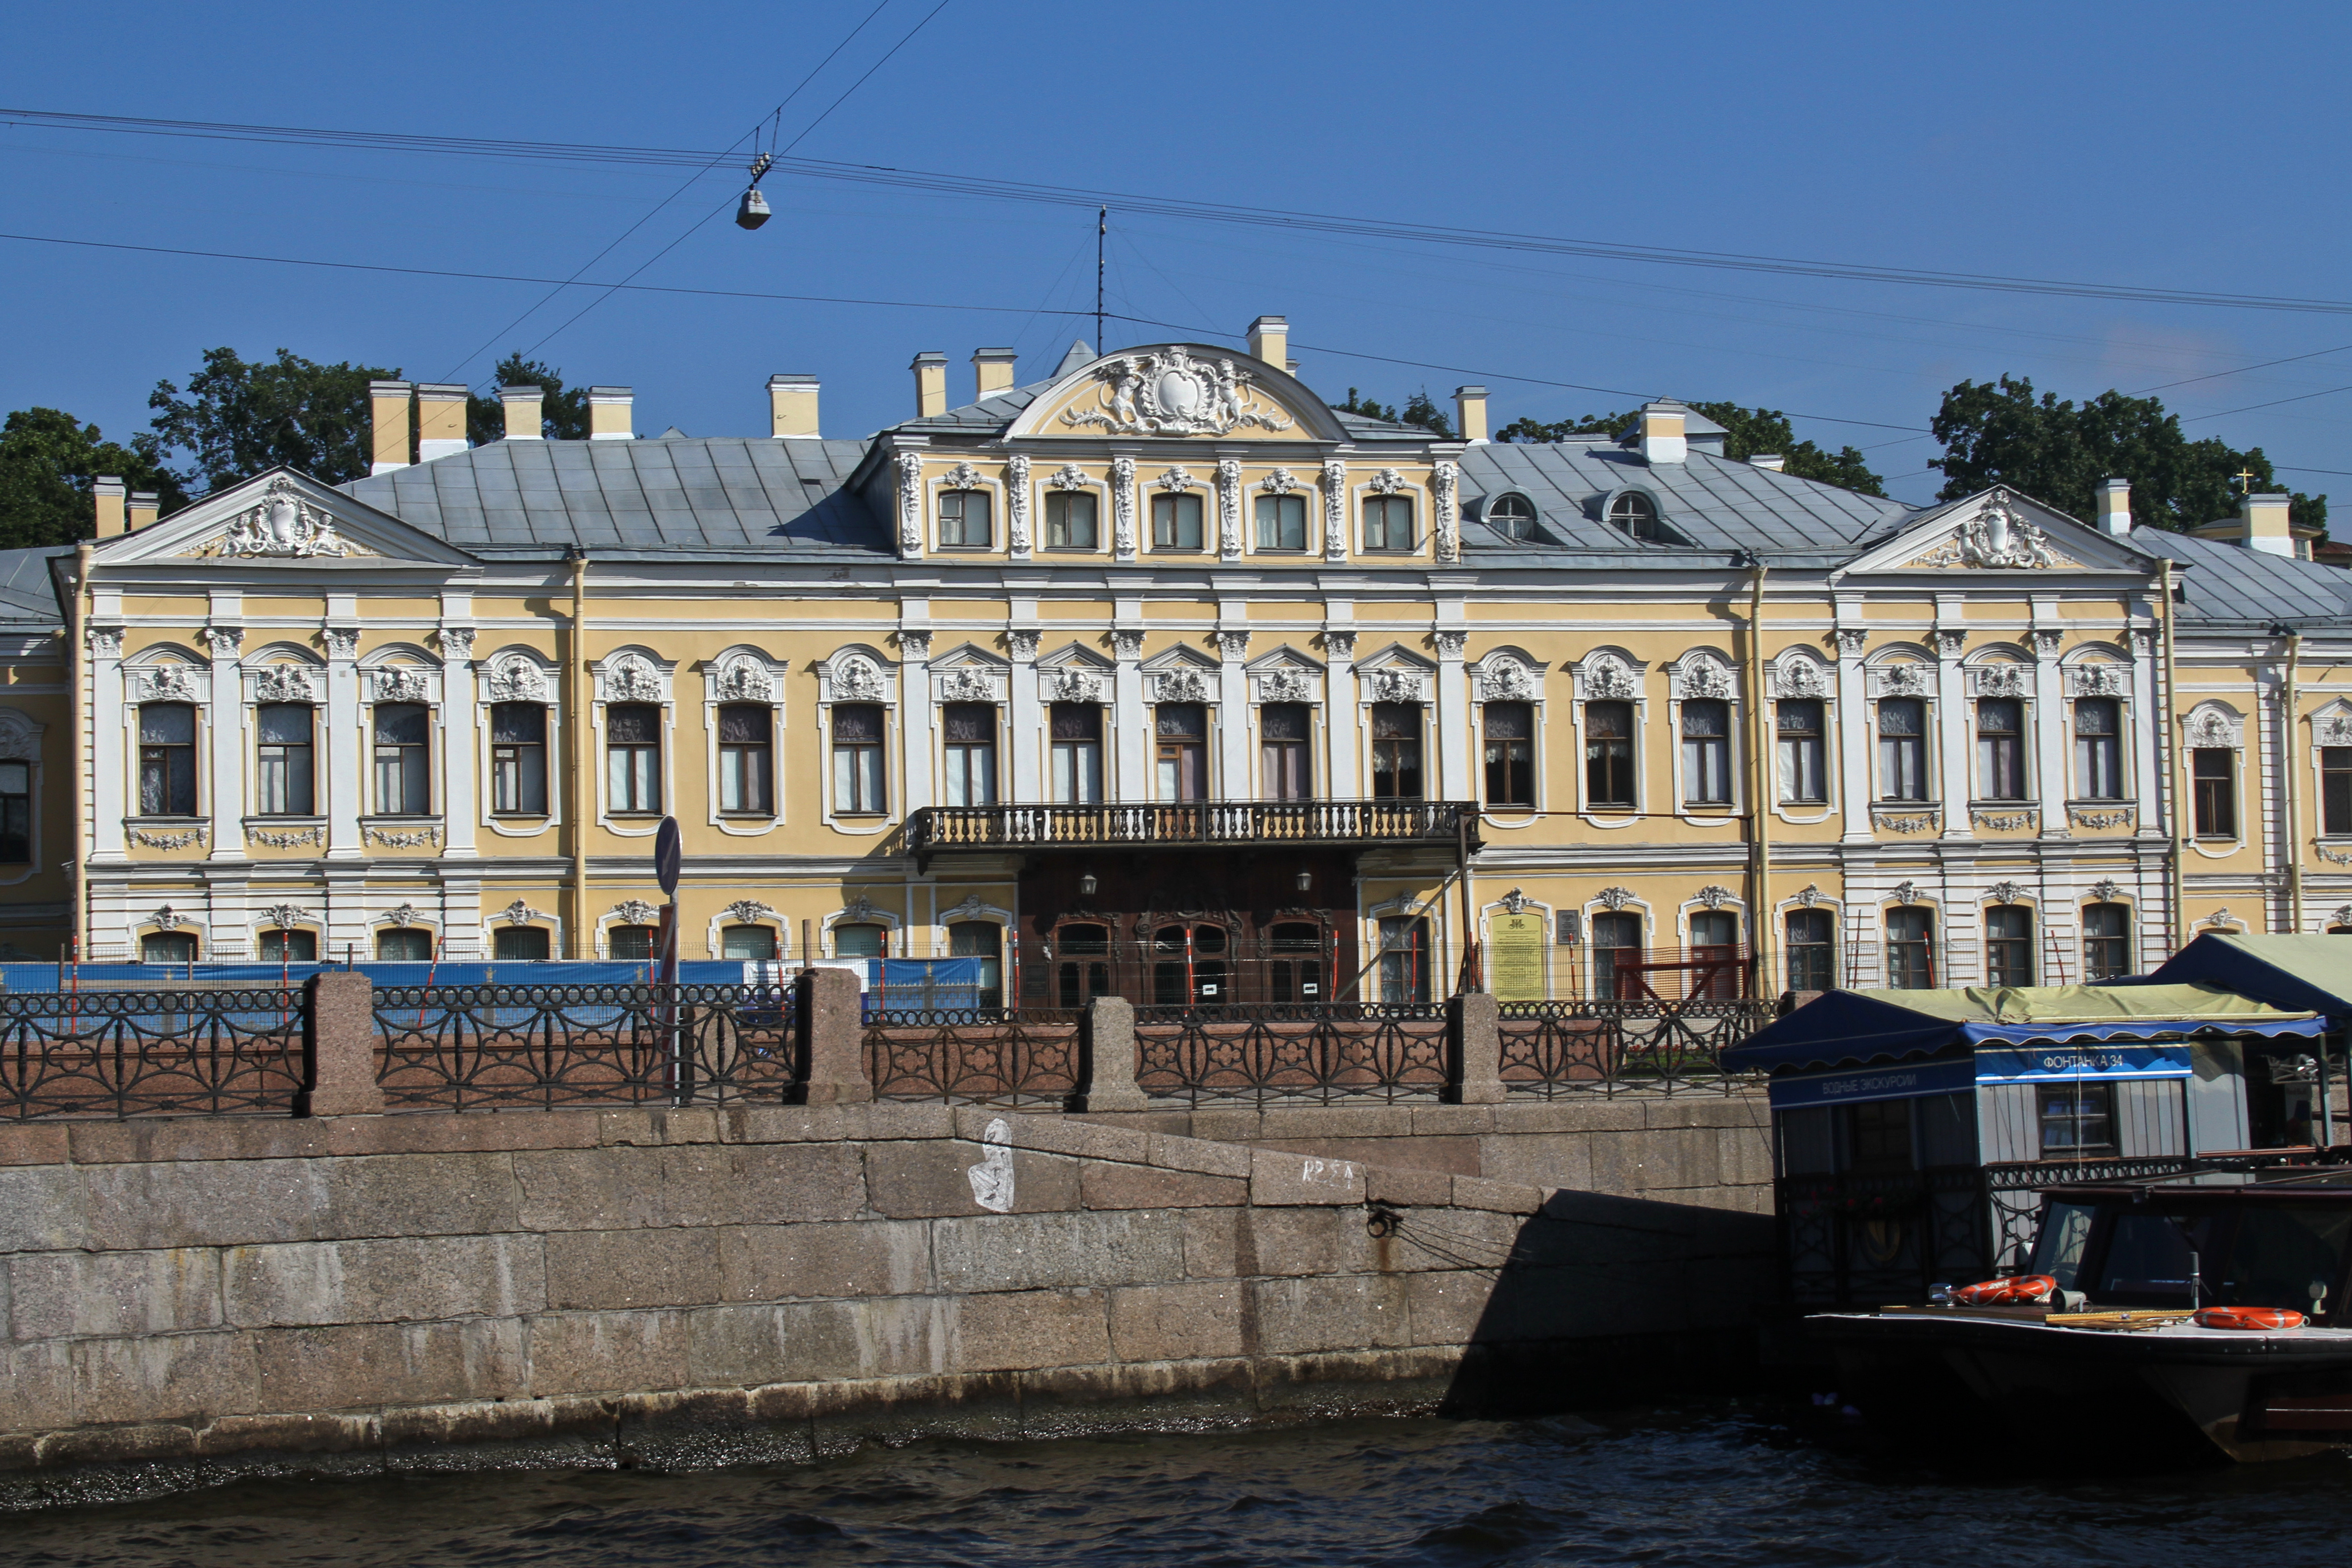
left=1007, top=344, right=1346, bottom=443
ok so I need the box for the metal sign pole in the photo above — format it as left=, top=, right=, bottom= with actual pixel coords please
left=654, top=817, right=682, bottom=1102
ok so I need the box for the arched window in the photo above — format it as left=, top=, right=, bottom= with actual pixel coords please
left=1585, top=701, right=1635, bottom=808
left=256, top=703, right=316, bottom=816
left=1591, top=911, right=1642, bottom=999
left=495, top=926, right=551, bottom=961
left=1976, top=697, right=2027, bottom=801
left=832, top=705, right=887, bottom=814
left=721, top=924, right=777, bottom=960
left=1377, top=916, right=1428, bottom=1004
left=1608, top=492, right=1663, bottom=541
left=1483, top=701, right=1534, bottom=806
left=1681, top=699, right=1732, bottom=806
left=1487, top=493, right=1536, bottom=541
left=1689, top=911, right=1740, bottom=998
left=606, top=703, right=662, bottom=813
left=491, top=702, right=547, bottom=815
left=373, top=703, right=431, bottom=815
left=1262, top=703, right=1312, bottom=800
left=2075, top=697, right=2124, bottom=800
left=1370, top=702, right=1423, bottom=800
left=717, top=704, right=773, bottom=814
left=1877, top=698, right=1928, bottom=802
left=138, top=702, right=197, bottom=816
left=377, top=928, right=433, bottom=961
left=1051, top=703, right=1103, bottom=804
left=942, top=703, right=998, bottom=806
left=142, top=931, right=196, bottom=964
left=1985, top=904, right=2034, bottom=986
left=260, top=929, right=317, bottom=962
left=1885, top=906, right=1934, bottom=988
left=2082, top=903, right=2130, bottom=981
left=834, top=922, right=888, bottom=958
left=1153, top=922, right=1228, bottom=1007
left=949, top=920, right=1002, bottom=1008
left=1155, top=703, right=1207, bottom=802
left=1269, top=921, right=1324, bottom=1003
left=608, top=925, right=655, bottom=961
left=1786, top=909, right=1834, bottom=992
left=1362, top=493, right=1415, bottom=551
left=1053, top=922, right=1111, bottom=1009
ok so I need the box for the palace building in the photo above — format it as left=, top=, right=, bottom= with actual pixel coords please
left=2, top=318, right=2347, bottom=1002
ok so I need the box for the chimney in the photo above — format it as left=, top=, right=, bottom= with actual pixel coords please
left=2243, top=492, right=2294, bottom=557
left=2097, top=477, right=2132, bottom=537
left=1248, top=316, right=1288, bottom=369
left=92, top=476, right=125, bottom=539
left=768, top=374, right=820, bottom=438
left=128, top=491, right=159, bottom=531
left=1749, top=454, right=1785, bottom=472
left=1454, top=385, right=1489, bottom=444
left=415, top=384, right=470, bottom=461
left=911, top=353, right=947, bottom=417
left=973, top=348, right=1017, bottom=400
left=588, top=387, right=634, bottom=441
left=368, top=379, right=413, bottom=475
left=499, top=384, right=544, bottom=441
left=1639, top=402, right=1687, bottom=465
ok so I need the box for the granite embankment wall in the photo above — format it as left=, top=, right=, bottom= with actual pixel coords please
left=0, top=1098, right=1773, bottom=1497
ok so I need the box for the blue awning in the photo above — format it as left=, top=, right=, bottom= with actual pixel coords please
left=1958, top=1015, right=2323, bottom=1048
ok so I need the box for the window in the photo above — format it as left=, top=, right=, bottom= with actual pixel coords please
left=1591, top=912, right=1642, bottom=1000
left=1985, top=904, right=2035, bottom=987
left=1152, top=491, right=1204, bottom=550
left=1054, top=922, right=1111, bottom=1009
left=721, top=924, right=777, bottom=959
left=259, top=929, right=317, bottom=962
left=256, top=703, right=315, bottom=816
left=832, top=704, right=886, bottom=813
left=0, top=759, right=28, bottom=862
left=138, top=702, right=197, bottom=816
left=377, top=928, right=433, bottom=961
left=1877, top=698, right=1928, bottom=801
left=1153, top=923, right=1229, bottom=1006
left=942, top=703, right=997, bottom=807
left=1262, top=703, right=1312, bottom=801
left=1608, top=492, right=1663, bottom=541
left=141, top=931, right=195, bottom=964
left=1689, top=910, right=1740, bottom=999
left=608, top=925, right=655, bottom=961
left=1483, top=701, right=1534, bottom=807
left=1362, top=494, right=1414, bottom=551
left=1051, top=703, right=1103, bottom=803
left=2082, top=902, right=2131, bottom=982
left=491, top=703, right=547, bottom=815
left=1786, top=909, right=1835, bottom=992
left=2038, top=1082, right=2115, bottom=1157
left=939, top=488, right=991, bottom=548
left=1045, top=491, right=1097, bottom=550
left=494, top=926, right=550, bottom=961
left=1377, top=915, right=1429, bottom=1004
left=1269, top=921, right=1323, bottom=1002
left=1156, top=703, right=1207, bottom=801
left=1370, top=702, right=1423, bottom=800
left=2327, top=747, right=2352, bottom=836
left=1585, top=701, right=1635, bottom=808
left=1681, top=698, right=1732, bottom=806
left=1885, top=906, right=1935, bottom=988
left=1846, top=1100, right=1914, bottom=1175
left=606, top=703, right=661, bottom=813
left=2193, top=747, right=2236, bottom=838
left=372, top=703, right=430, bottom=816
left=1976, top=697, right=2027, bottom=800
left=1487, top=493, right=1536, bottom=541
left=717, top=704, right=773, bottom=814
left=2075, top=698, right=2124, bottom=800
left=834, top=922, right=888, bottom=958
left=949, top=920, right=1002, bottom=1009
left=1255, top=493, right=1307, bottom=550
left=1776, top=699, right=1826, bottom=804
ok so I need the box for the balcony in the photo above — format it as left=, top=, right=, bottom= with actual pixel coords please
left=906, top=800, right=1482, bottom=863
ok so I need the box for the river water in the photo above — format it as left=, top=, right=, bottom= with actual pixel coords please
left=10, top=1404, right=2352, bottom=1566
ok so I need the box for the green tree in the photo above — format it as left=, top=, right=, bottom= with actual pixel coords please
left=1337, top=387, right=1455, bottom=440
left=1929, top=374, right=2326, bottom=533
left=1495, top=403, right=1885, bottom=495
left=466, top=353, right=593, bottom=446
left=1495, top=410, right=1633, bottom=444
left=1338, top=387, right=1398, bottom=422
left=0, top=408, right=189, bottom=550
left=147, top=347, right=398, bottom=493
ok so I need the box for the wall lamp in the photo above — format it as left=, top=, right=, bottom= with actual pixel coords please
left=1079, top=872, right=1099, bottom=897
left=1296, top=868, right=1313, bottom=893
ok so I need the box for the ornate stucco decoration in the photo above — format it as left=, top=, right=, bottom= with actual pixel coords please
left=1676, top=656, right=1732, bottom=701
left=1499, top=888, right=1531, bottom=915
left=1974, top=803, right=2037, bottom=832
left=1261, top=468, right=1299, bottom=495
left=1696, top=885, right=1733, bottom=909
left=942, top=892, right=995, bottom=923
left=1112, top=455, right=1138, bottom=559
left=440, top=627, right=477, bottom=662
left=2186, top=706, right=2241, bottom=747
left=1005, top=453, right=1031, bottom=555
left=1932, top=628, right=1969, bottom=659
left=943, top=462, right=984, bottom=490
left=1834, top=628, right=1869, bottom=656
left=1874, top=662, right=1929, bottom=697
left=1323, top=630, right=1357, bottom=661
left=1321, top=460, right=1347, bottom=558
left=1368, top=468, right=1407, bottom=496
left=130, top=827, right=204, bottom=850
left=2071, top=805, right=2135, bottom=830
left=1597, top=887, right=1636, bottom=911
left=1157, top=466, right=1196, bottom=493
left=2204, top=909, right=2239, bottom=930
left=364, top=824, right=441, bottom=849
left=138, top=665, right=199, bottom=702
left=85, top=625, right=124, bottom=659
left=725, top=899, right=776, bottom=925
left=151, top=905, right=186, bottom=931
left=1111, top=629, right=1146, bottom=662
left=1006, top=630, right=1041, bottom=664
left=1155, top=667, right=1210, bottom=703
left=842, top=893, right=884, bottom=925
left=1873, top=810, right=1938, bottom=835
left=1433, top=461, right=1460, bottom=564
left=502, top=899, right=545, bottom=927
left=253, top=665, right=316, bottom=703
left=1433, top=630, right=1467, bottom=662
left=1259, top=668, right=1313, bottom=703
left=322, top=627, right=360, bottom=661
left=1217, top=630, right=1250, bottom=662
left=2089, top=881, right=2122, bottom=904
left=2319, top=714, right=2352, bottom=747
left=1796, top=884, right=1825, bottom=908
left=604, top=656, right=663, bottom=704
left=1044, top=665, right=1102, bottom=704
left=2030, top=629, right=2064, bottom=658
left=2069, top=664, right=2128, bottom=698
left=373, top=667, right=433, bottom=704
left=938, top=668, right=996, bottom=703
left=1048, top=464, right=1089, bottom=492
left=833, top=657, right=887, bottom=703
left=2338, top=904, right=2352, bottom=927
left=202, top=478, right=360, bottom=559
left=1060, top=349, right=1294, bottom=437
left=896, top=451, right=924, bottom=556
left=1216, top=458, right=1242, bottom=558
left=1891, top=881, right=1921, bottom=905
left=259, top=903, right=310, bottom=931
left=1774, top=657, right=1826, bottom=699
left=387, top=903, right=420, bottom=927
left=613, top=899, right=659, bottom=925
left=487, top=656, right=547, bottom=703
left=1902, top=490, right=2064, bottom=570
left=1971, top=664, right=2028, bottom=698
left=204, top=625, right=244, bottom=659
left=1368, top=668, right=1425, bottom=704
left=899, top=631, right=935, bottom=665
left=2320, top=844, right=2352, bottom=866
left=1582, top=655, right=1637, bottom=701
left=1480, top=657, right=1535, bottom=702
left=247, top=825, right=324, bottom=849
left=715, top=658, right=773, bottom=702
left=1987, top=880, right=2026, bottom=904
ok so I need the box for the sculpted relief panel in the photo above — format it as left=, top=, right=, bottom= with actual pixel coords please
left=1056, top=348, right=1298, bottom=438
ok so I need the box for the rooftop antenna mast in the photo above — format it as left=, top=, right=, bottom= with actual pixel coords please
left=1095, top=206, right=1106, bottom=355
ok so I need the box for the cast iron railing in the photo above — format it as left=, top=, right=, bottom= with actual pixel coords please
left=0, top=988, right=304, bottom=1119
left=372, top=984, right=798, bottom=1111
left=907, top=800, right=1480, bottom=857
left=1496, top=998, right=1773, bottom=1097
left=1133, top=1001, right=1450, bottom=1105
left=862, top=1007, right=1081, bottom=1107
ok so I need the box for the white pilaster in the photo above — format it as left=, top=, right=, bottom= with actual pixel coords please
left=1008, top=626, right=1042, bottom=802
left=2130, top=626, right=2162, bottom=841
left=324, top=625, right=362, bottom=859
left=899, top=626, right=934, bottom=817
left=1325, top=627, right=1359, bottom=798
left=440, top=625, right=479, bottom=856
left=1434, top=623, right=1468, bottom=800
left=2031, top=621, right=2067, bottom=839
left=1217, top=627, right=1250, bottom=798
left=1935, top=626, right=1970, bottom=839
left=1834, top=626, right=1870, bottom=842
left=1112, top=627, right=1147, bottom=803
left=204, top=623, right=243, bottom=862
left=88, top=626, right=127, bottom=862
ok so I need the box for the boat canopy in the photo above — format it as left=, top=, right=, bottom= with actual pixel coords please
left=2146, top=934, right=2352, bottom=1024
left=1723, top=982, right=2320, bottom=1075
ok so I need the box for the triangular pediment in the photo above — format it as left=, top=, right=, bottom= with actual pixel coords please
left=94, top=467, right=476, bottom=569
left=1006, top=344, right=1348, bottom=444
left=1845, top=487, right=2154, bottom=576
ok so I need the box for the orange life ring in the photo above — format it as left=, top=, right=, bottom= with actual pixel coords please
left=1950, top=1274, right=2058, bottom=1305
left=2194, top=1306, right=2306, bottom=1331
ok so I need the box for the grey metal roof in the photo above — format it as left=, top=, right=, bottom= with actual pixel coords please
left=2133, top=529, right=2352, bottom=628
left=342, top=438, right=889, bottom=559
left=0, top=548, right=65, bottom=628
left=1459, top=440, right=1913, bottom=561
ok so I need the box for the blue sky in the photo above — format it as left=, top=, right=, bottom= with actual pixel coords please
left=3, top=0, right=2348, bottom=507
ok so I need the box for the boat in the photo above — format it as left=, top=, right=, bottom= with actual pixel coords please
left=1808, top=1165, right=2352, bottom=1464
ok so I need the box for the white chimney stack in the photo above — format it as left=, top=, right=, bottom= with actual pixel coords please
left=1639, top=402, right=1687, bottom=466
left=2097, top=477, right=2131, bottom=537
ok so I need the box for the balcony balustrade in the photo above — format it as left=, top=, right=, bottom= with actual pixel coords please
left=906, top=799, right=1482, bottom=861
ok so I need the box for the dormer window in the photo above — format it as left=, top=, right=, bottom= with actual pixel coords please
left=1609, top=492, right=1665, bottom=542
left=1488, top=493, right=1536, bottom=541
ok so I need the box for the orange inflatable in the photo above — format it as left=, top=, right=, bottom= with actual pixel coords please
left=1950, top=1275, right=2059, bottom=1305
left=2193, top=1306, right=2306, bottom=1331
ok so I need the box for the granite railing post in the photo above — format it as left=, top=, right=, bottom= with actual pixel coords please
left=1445, top=991, right=1505, bottom=1105
left=797, top=965, right=873, bottom=1105
left=299, top=971, right=386, bottom=1117
left=1074, top=995, right=1149, bottom=1112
